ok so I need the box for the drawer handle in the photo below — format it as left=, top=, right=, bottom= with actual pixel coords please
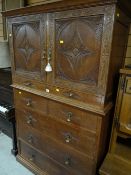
left=27, top=117, right=32, bottom=124
left=64, top=91, right=79, bottom=99
left=67, top=92, right=74, bottom=98
left=64, top=157, right=71, bottom=166
left=66, top=112, right=73, bottom=122
left=24, top=82, right=32, bottom=87
left=26, top=99, right=32, bottom=107
left=26, top=115, right=37, bottom=125
left=65, top=134, right=72, bottom=143
left=28, top=135, right=33, bottom=143
left=29, top=155, right=35, bottom=162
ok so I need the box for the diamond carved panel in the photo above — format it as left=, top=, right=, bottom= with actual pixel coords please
left=13, top=21, right=41, bottom=73
left=55, top=16, right=103, bottom=85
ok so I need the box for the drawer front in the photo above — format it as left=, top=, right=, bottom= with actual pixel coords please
left=14, top=89, right=47, bottom=114
left=126, top=79, right=131, bottom=94
left=46, top=84, right=102, bottom=106
left=18, top=127, right=95, bottom=175
left=19, top=141, right=73, bottom=175
left=13, top=76, right=45, bottom=90
left=16, top=109, right=97, bottom=157
left=16, top=109, right=44, bottom=129
left=48, top=100, right=98, bottom=132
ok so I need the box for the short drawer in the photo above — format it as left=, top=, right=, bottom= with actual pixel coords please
left=16, top=109, right=44, bottom=129
left=18, top=129, right=95, bottom=175
left=126, top=79, right=131, bottom=94
left=48, top=100, right=98, bottom=132
left=16, top=109, right=97, bottom=158
left=13, top=76, right=45, bottom=90
left=14, top=89, right=47, bottom=114
left=19, top=141, right=72, bottom=175
left=46, top=84, right=102, bottom=106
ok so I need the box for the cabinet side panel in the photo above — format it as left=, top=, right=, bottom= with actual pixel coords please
left=106, top=9, right=130, bottom=104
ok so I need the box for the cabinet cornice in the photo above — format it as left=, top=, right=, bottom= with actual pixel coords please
left=2, top=0, right=117, bottom=17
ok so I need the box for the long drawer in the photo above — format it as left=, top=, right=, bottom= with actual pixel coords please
left=18, top=133, right=95, bottom=175
left=48, top=100, right=98, bottom=133
left=16, top=108, right=97, bottom=157
left=19, top=140, right=73, bottom=175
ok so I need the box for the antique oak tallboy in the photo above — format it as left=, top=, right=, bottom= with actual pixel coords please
left=2, top=0, right=131, bottom=175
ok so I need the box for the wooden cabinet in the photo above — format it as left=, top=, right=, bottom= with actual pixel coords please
left=48, top=8, right=104, bottom=89
left=8, top=14, right=47, bottom=81
left=3, top=1, right=131, bottom=175
left=47, top=6, right=111, bottom=105
left=99, top=69, right=131, bottom=175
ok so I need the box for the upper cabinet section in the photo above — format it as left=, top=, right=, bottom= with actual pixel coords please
left=8, top=14, right=47, bottom=82
left=4, top=0, right=130, bottom=106
left=47, top=5, right=115, bottom=95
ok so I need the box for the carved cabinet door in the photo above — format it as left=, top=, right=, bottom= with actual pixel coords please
left=47, top=5, right=115, bottom=95
left=8, top=14, right=47, bottom=82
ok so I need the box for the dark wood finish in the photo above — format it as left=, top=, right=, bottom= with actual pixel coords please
left=14, top=88, right=99, bottom=132
left=47, top=5, right=114, bottom=100
left=16, top=108, right=97, bottom=157
left=8, top=14, right=46, bottom=82
left=99, top=68, right=131, bottom=175
left=18, top=125, right=95, bottom=175
left=48, top=100, right=98, bottom=132
left=51, top=11, right=103, bottom=86
left=4, top=1, right=131, bottom=175
left=19, top=141, right=73, bottom=175
left=13, top=85, right=112, bottom=115
left=2, top=0, right=131, bottom=18
left=14, top=89, right=47, bottom=114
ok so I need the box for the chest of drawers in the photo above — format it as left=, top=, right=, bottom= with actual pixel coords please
left=3, top=0, right=131, bottom=174
left=13, top=87, right=110, bottom=174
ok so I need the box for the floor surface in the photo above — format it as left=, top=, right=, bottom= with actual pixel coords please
left=0, top=132, right=34, bottom=175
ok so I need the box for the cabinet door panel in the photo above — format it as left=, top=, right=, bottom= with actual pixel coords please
left=47, top=6, right=115, bottom=95
left=8, top=14, right=46, bottom=82
left=55, top=16, right=102, bottom=85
